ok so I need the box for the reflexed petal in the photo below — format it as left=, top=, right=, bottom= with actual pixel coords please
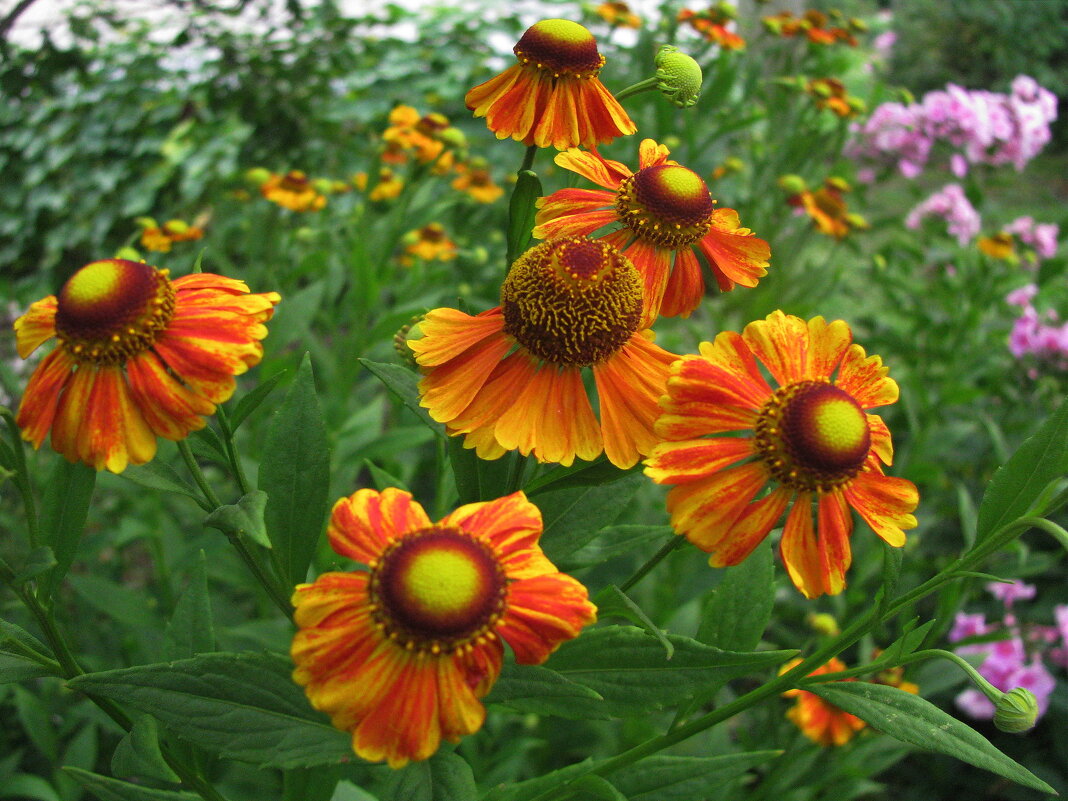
left=580, top=77, right=637, bottom=147
left=665, top=461, right=768, bottom=553
left=448, top=350, right=537, bottom=435
left=594, top=333, right=676, bottom=469
left=742, top=310, right=810, bottom=387
left=843, top=471, right=918, bottom=547
left=487, top=68, right=544, bottom=144
left=50, top=366, right=96, bottom=464
left=867, top=413, right=894, bottom=465
left=780, top=493, right=823, bottom=599
left=328, top=487, right=432, bottom=564
left=125, top=350, right=214, bottom=441
left=711, top=487, right=791, bottom=566
left=417, top=326, right=513, bottom=423
left=410, top=307, right=506, bottom=367
left=620, top=239, right=671, bottom=327
left=435, top=654, right=489, bottom=741
left=805, top=316, right=851, bottom=380
left=637, top=138, right=672, bottom=169
left=836, top=343, right=898, bottom=409
left=497, top=573, right=597, bottom=664
left=15, top=349, right=75, bottom=448
left=532, top=207, right=620, bottom=240
left=13, top=296, right=57, bottom=358
left=466, top=64, right=523, bottom=115
left=554, top=147, right=630, bottom=190
left=817, top=490, right=853, bottom=596
left=79, top=366, right=156, bottom=473
left=660, top=247, right=704, bottom=319
left=696, top=331, right=773, bottom=403
left=645, top=437, right=755, bottom=485
left=697, top=210, right=770, bottom=290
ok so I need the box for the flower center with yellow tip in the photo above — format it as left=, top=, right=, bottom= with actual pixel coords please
left=55, top=259, right=175, bottom=366
left=369, top=527, right=507, bottom=655
left=501, top=237, right=642, bottom=367
left=755, top=380, right=871, bottom=492
left=513, top=19, right=605, bottom=78
left=616, top=164, right=715, bottom=248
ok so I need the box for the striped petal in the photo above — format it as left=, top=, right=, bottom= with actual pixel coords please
left=327, top=488, right=432, bottom=564
left=645, top=436, right=755, bottom=485
left=554, top=147, right=630, bottom=190
left=842, top=471, right=918, bottom=547
left=742, top=310, right=810, bottom=387
left=779, top=493, right=822, bottom=598
left=441, top=491, right=553, bottom=579
left=710, top=487, right=791, bottom=566
left=125, top=350, right=214, bottom=440
left=13, top=296, right=57, bottom=358
left=836, top=343, right=899, bottom=409
left=15, top=348, right=75, bottom=448
left=665, top=461, right=768, bottom=554
left=697, top=210, right=770, bottom=290
left=817, top=489, right=853, bottom=596
left=805, top=316, right=851, bottom=380
left=497, top=573, right=597, bottom=664
left=660, top=246, right=704, bottom=319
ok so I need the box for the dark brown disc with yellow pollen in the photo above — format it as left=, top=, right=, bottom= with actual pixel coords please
left=368, top=527, right=508, bottom=655
left=754, top=380, right=872, bottom=492
left=513, top=19, right=605, bottom=78
left=55, top=259, right=175, bottom=366
left=501, top=237, right=642, bottom=368
left=616, top=164, right=715, bottom=248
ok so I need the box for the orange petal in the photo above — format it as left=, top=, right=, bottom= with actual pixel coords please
left=578, top=78, right=637, bottom=148
left=842, top=471, right=918, bottom=547
left=645, top=436, right=755, bottom=485
left=619, top=239, right=671, bottom=327
left=836, top=343, right=899, bottom=409
left=435, top=654, right=488, bottom=742
left=125, top=350, right=214, bottom=440
left=532, top=206, right=620, bottom=240
left=75, top=366, right=156, bottom=472
left=409, top=307, right=505, bottom=367
left=779, top=493, right=823, bottom=598
left=494, top=364, right=602, bottom=466
left=554, top=147, right=629, bottom=190
left=660, top=247, right=704, bottom=318
left=483, top=67, right=541, bottom=144
left=867, top=413, right=894, bottom=466
left=697, top=210, right=770, bottom=290
left=695, top=331, right=772, bottom=403
left=742, top=310, right=809, bottom=387
left=15, top=348, right=75, bottom=448
left=665, top=461, right=768, bottom=553
left=594, top=334, right=676, bottom=469
left=417, top=328, right=512, bottom=424
left=817, top=489, right=853, bottom=596
left=534, top=188, right=614, bottom=220
left=497, top=573, right=596, bottom=664
left=13, top=296, right=57, bottom=358
left=637, top=138, right=672, bottom=169
left=171, top=273, right=253, bottom=295
left=710, top=486, right=791, bottom=566
left=447, top=350, right=537, bottom=438
left=458, top=636, right=504, bottom=699
left=328, top=487, right=432, bottom=564
left=660, top=345, right=768, bottom=413
left=466, top=64, right=523, bottom=114
left=805, top=316, right=851, bottom=380
left=440, top=491, right=552, bottom=579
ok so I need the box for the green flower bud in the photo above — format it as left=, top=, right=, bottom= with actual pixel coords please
left=654, top=46, right=703, bottom=109
left=164, top=219, right=190, bottom=234
left=245, top=167, right=272, bottom=186
left=114, top=246, right=142, bottom=261
left=393, top=315, right=425, bottom=367
left=440, top=127, right=468, bottom=150
left=778, top=174, right=808, bottom=194
left=994, top=688, right=1039, bottom=733
left=312, top=178, right=335, bottom=195
left=135, top=216, right=159, bottom=230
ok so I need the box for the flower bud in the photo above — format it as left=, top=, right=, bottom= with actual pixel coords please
left=114, top=246, right=142, bottom=261
left=245, top=167, right=272, bottom=186
left=164, top=219, right=190, bottom=234
left=655, top=45, right=703, bottom=108
left=440, top=127, right=468, bottom=150
left=806, top=612, right=840, bottom=637
left=994, top=687, right=1039, bottom=733
left=312, top=178, right=335, bottom=195
left=778, top=174, right=808, bottom=194
left=393, top=315, right=425, bottom=367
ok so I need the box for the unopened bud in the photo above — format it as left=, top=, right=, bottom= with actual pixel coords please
left=114, top=246, right=142, bottom=261
left=806, top=612, right=840, bottom=637
left=655, top=45, right=703, bottom=108
left=440, top=127, right=468, bottom=150
left=778, top=174, right=807, bottom=194
left=994, top=688, right=1039, bottom=733
left=164, top=219, right=190, bottom=234
left=245, top=167, right=272, bottom=186
left=312, top=178, right=334, bottom=195
left=393, top=315, right=425, bottom=367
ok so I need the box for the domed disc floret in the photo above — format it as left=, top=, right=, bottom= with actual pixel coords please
left=55, top=259, right=175, bottom=366
left=513, top=19, right=605, bottom=78
left=616, top=164, right=715, bottom=248
left=368, top=527, right=508, bottom=655
left=501, top=237, right=642, bottom=368
left=755, top=380, right=872, bottom=492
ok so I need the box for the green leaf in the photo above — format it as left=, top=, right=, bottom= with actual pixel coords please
left=358, top=358, right=443, bottom=439
left=11, top=546, right=57, bottom=584
left=524, top=457, right=634, bottom=495
left=956, top=482, right=978, bottom=551
left=120, top=461, right=205, bottom=508
left=612, top=753, right=782, bottom=801
left=808, top=682, right=1054, bottom=795
left=68, top=574, right=162, bottom=630
left=483, top=761, right=595, bottom=801
left=38, top=459, right=96, bottom=601
left=595, top=585, right=673, bottom=659
left=68, top=652, right=352, bottom=769
left=164, top=552, right=215, bottom=660
left=259, top=354, right=331, bottom=586
left=64, top=767, right=199, bottom=801
left=2, top=774, right=61, bottom=801
left=190, top=425, right=229, bottom=465
left=543, top=625, right=796, bottom=716
left=696, top=539, right=774, bottom=652
left=484, top=662, right=608, bottom=720
left=876, top=540, right=904, bottom=623
left=975, top=394, right=1068, bottom=546
left=204, top=490, right=271, bottom=549
left=535, top=472, right=646, bottom=564
left=879, top=619, right=935, bottom=665
left=561, top=524, right=674, bottom=570
left=0, top=653, right=57, bottom=684
left=0, top=619, right=52, bottom=662
left=229, top=369, right=289, bottom=430
left=111, top=715, right=180, bottom=783
left=566, top=776, right=624, bottom=800
left=385, top=753, right=478, bottom=801
left=364, top=459, right=410, bottom=492
left=283, top=766, right=341, bottom=801
left=506, top=169, right=542, bottom=264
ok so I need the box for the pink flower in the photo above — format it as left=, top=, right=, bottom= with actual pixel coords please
left=905, top=184, right=981, bottom=246
left=986, top=579, right=1037, bottom=607
left=1006, top=284, right=1038, bottom=307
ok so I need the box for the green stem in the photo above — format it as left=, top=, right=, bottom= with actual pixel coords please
left=2, top=409, right=40, bottom=548
left=505, top=453, right=530, bottom=495
left=518, top=144, right=537, bottom=174
left=216, top=406, right=252, bottom=496
left=178, top=440, right=222, bottom=509
left=615, top=76, right=659, bottom=101
left=618, top=534, right=686, bottom=593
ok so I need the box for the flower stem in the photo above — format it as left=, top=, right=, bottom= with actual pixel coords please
left=2, top=408, right=40, bottom=548
left=518, top=144, right=538, bottom=175
left=615, top=76, right=659, bottom=102
left=618, top=533, right=686, bottom=593
left=178, top=439, right=222, bottom=509
left=215, top=405, right=253, bottom=496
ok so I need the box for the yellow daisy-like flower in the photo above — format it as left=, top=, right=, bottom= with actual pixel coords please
left=261, top=171, right=328, bottom=212
left=644, top=310, right=919, bottom=598
left=782, top=657, right=866, bottom=746
left=534, top=138, right=770, bottom=323
left=465, top=19, right=636, bottom=151
left=291, top=488, right=596, bottom=768
left=14, top=259, right=279, bottom=473
left=411, top=236, right=678, bottom=469
left=452, top=163, right=504, bottom=204
left=596, top=1, right=641, bottom=28
left=139, top=219, right=205, bottom=253
left=400, top=223, right=458, bottom=266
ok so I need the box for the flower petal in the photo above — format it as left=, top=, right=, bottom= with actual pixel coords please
left=497, top=573, right=597, bottom=664
left=328, top=487, right=433, bottom=564
left=660, top=246, right=704, bottom=318
left=742, top=310, right=810, bottom=387
left=805, top=316, right=851, bottom=380
left=711, top=487, right=791, bottom=566
left=554, top=147, right=629, bottom=190
left=645, top=436, right=756, bottom=485
left=836, top=343, right=899, bottom=409
left=697, top=209, right=770, bottom=290
left=15, top=348, right=75, bottom=448
left=779, top=493, right=822, bottom=598
left=817, top=489, right=853, bottom=596
left=13, top=296, right=57, bottom=358
left=125, top=350, right=214, bottom=441
left=637, top=138, right=672, bottom=169
left=70, top=366, right=156, bottom=472
left=867, top=413, right=894, bottom=466
left=842, top=471, right=918, bottom=547
left=417, top=326, right=512, bottom=424
left=440, top=491, right=553, bottom=579
left=410, top=307, right=506, bottom=367
left=665, top=461, right=768, bottom=553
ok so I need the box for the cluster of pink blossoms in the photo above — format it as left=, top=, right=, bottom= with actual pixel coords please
left=904, top=183, right=980, bottom=246
left=1006, top=284, right=1068, bottom=369
left=848, top=75, right=1058, bottom=180
left=1004, top=216, right=1060, bottom=263
left=950, top=581, right=1065, bottom=723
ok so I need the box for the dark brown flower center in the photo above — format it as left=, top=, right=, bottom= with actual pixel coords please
left=616, top=164, right=715, bottom=248
left=513, top=19, right=605, bottom=78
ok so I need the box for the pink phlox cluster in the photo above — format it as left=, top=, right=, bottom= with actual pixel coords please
left=1005, top=216, right=1060, bottom=261
left=847, top=75, right=1057, bottom=178
left=904, top=183, right=980, bottom=246
left=1006, top=286, right=1068, bottom=368
left=949, top=584, right=1061, bottom=722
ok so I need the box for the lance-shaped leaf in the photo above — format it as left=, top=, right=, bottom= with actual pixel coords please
left=384, top=752, right=478, bottom=801
left=64, top=768, right=199, bottom=801
left=359, top=358, right=442, bottom=438
left=506, top=169, right=542, bottom=265
left=697, top=539, right=774, bottom=652
left=39, top=459, right=96, bottom=600
left=484, top=662, right=608, bottom=720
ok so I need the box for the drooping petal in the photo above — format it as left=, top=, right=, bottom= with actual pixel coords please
left=710, top=487, right=791, bottom=566
left=13, top=296, right=57, bottom=358
left=593, top=333, right=676, bottom=469
left=804, top=316, right=851, bottom=380
left=125, top=350, right=214, bottom=440
left=532, top=206, right=620, bottom=240
left=15, top=349, right=75, bottom=448
left=867, top=413, right=894, bottom=466
left=447, top=350, right=539, bottom=446
left=78, top=366, right=156, bottom=472
left=579, top=77, right=637, bottom=148
left=497, top=573, right=597, bottom=664
left=660, top=246, right=704, bottom=318
left=466, top=64, right=524, bottom=115
left=417, top=326, right=513, bottom=423
left=842, top=471, right=918, bottom=547
left=486, top=67, right=544, bottom=145
left=49, top=365, right=96, bottom=464
left=554, top=147, right=630, bottom=190
left=697, top=210, right=770, bottom=291
left=435, top=652, right=489, bottom=742
left=664, top=461, right=768, bottom=554
left=328, top=488, right=433, bottom=564
left=836, top=343, right=899, bottom=409
left=779, top=493, right=823, bottom=599
left=645, top=436, right=756, bottom=485
left=742, top=310, right=810, bottom=387
left=619, top=239, right=671, bottom=327
left=409, top=307, right=506, bottom=367
left=816, top=489, right=853, bottom=596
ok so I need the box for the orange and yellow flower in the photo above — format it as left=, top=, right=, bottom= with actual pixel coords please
left=381, top=105, right=450, bottom=165
left=783, top=177, right=867, bottom=240
left=452, top=162, right=504, bottom=204
left=261, top=171, right=327, bottom=212
left=465, top=19, right=636, bottom=151
left=354, top=168, right=405, bottom=202
left=291, top=488, right=596, bottom=768
left=805, top=78, right=864, bottom=118
left=139, top=219, right=205, bottom=253
left=978, top=232, right=1016, bottom=261
left=644, top=311, right=918, bottom=598
left=678, top=7, right=746, bottom=50
left=400, top=223, right=458, bottom=266
left=596, top=1, right=641, bottom=28
left=782, top=657, right=866, bottom=746
left=13, top=259, right=279, bottom=473
left=534, top=139, right=770, bottom=322
left=762, top=10, right=857, bottom=46
left=411, top=236, right=678, bottom=469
